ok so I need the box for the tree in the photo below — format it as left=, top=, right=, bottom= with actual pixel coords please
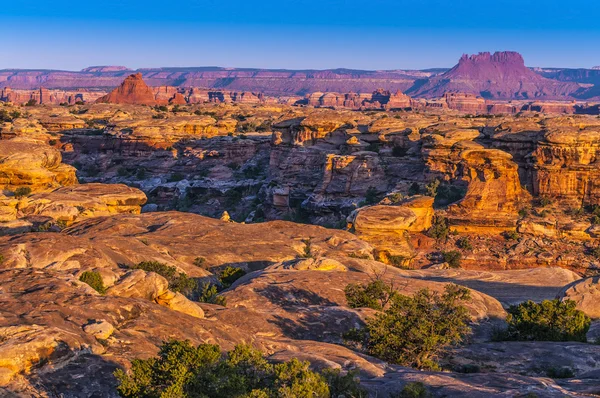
left=345, top=280, right=397, bottom=311
left=345, top=284, right=471, bottom=370
left=115, top=340, right=366, bottom=398
left=496, top=299, right=590, bottom=342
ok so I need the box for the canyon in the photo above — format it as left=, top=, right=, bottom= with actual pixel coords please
left=1, top=70, right=600, bottom=397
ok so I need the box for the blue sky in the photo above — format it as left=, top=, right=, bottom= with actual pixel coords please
left=1, top=0, right=599, bottom=70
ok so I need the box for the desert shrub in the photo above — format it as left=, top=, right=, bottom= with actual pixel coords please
left=392, top=146, right=408, bottom=157
left=345, top=280, right=397, bottom=311
left=366, top=143, right=380, bottom=153
left=503, top=230, right=520, bottom=241
left=424, top=179, right=440, bottom=198
left=115, top=340, right=365, bottom=398
left=219, top=266, right=246, bottom=288
left=591, top=246, right=600, bottom=260
left=387, top=254, right=412, bottom=269
left=345, top=284, right=471, bottom=370
left=0, top=255, right=3, bottom=264
left=407, top=182, right=420, bottom=196
left=537, top=197, right=553, bottom=207
left=117, top=167, right=130, bottom=177
left=167, top=172, right=185, bottom=182
left=300, top=238, right=314, bottom=259
left=456, top=237, right=473, bottom=251
left=427, top=215, right=449, bottom=242
left=442, top=250, right=461, bottom=268
left=14, top=187, right=32, bottom=198
left=198, top=283, right=227, bottom=306
left=132, top=261, right=197, bottom=297
left=193, top=256, right=208, bottom=268
left=25, top=99, right=37, bottom=106
left=546, top=366, right=575, bottom=379
left=434, top=183, right=466, bottom=205
left=79, top=271, right=106, bottom=294
left=347, top=252, right=371, bottom=260
left=494, top=299, right=590, bottom=342
left=391, top=382, right=431, bottom=398
left=135, top=168, right=146, bottom=180
left=364, top=186, right=380, bottom=205
left=386, top=192, right=404, bottom=204
left=518, top=208, right=529, bottom=218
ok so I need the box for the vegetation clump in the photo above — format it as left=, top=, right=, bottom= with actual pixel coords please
left=132, top=261, right=197, bottom=297
left=345, top=279, right=397, bottom=311
left=427, top=215, right=450, bottom=242
left=115, top=340, right=366, bottom=398
left=441, top=250, right=461, bottom=268
left=198, top=283, right=227, bottom=306
left=493, top=299, right=590, bottom=342
left=344, top=284, right=471, bottom=370
left=79, top=271, right=107, bottom=294
left=218, top=266, right=247, bottom=288
left=14, top=187, right=32, bottom=198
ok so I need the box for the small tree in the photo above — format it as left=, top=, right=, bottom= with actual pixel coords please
left=345, top=279, right=397, bottom=311
left=345, top=284, right=471, bottom=370
left=427, top=215, right=449, bottom=242
left=219, top=266, right=246, bottom=288
left=442, top=250, right=462, bottom=268
left=115, top=340, right=366, bottom=398
left=198, top=283, right=227, bottom=306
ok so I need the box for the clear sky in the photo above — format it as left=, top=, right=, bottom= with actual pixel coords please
left=2, top=0, right=599, bottom=71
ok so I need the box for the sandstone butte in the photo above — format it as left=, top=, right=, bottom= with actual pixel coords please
left=1, top=74, right=600, bottom=397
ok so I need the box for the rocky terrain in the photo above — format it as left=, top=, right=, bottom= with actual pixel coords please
left=0, top=72, right=600, bottom=397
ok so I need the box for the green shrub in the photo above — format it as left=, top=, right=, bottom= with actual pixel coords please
left=198, top=283, right=227, bottom=306
left=425, top=179, right=440, bottom=198
left=391, top=382, right=431, bottom=398
left=345, top=280, right=397, bottom=311
left=387, top=254, right=412, bottom=269
left=546, top=366, right=575, bottom=379
left=494, top=299, right=590, bottom=342
left=364, top=186, right=380, bottom=205
left=407, top=182, right=420, bottom=196
left=538, top=197, right=553, bottom=207
left=300, top=238, right=314, bottom=259
left=132, top=261, right=197, bottom=297
left=14, top=187, right=32, bottom=198
left=79, top=271, right=106, bottom=294
left=503, top=230, right=520, bottom=241
left=115, top=340, right=366, bottom=398
left=427, top=215, right=449, bottom=242
left=345, top=284, right=471, bottom=370
left=193, top=257, right=208, bottom=268
left=219, top=266, right=246, bottom=288
left=135, top=168, right=146, bottom=180
left=456, top=237, right=473, bottom=251
left=168, top=172, right=185, bottom=182
left=442, top=250, right=461, bottom=268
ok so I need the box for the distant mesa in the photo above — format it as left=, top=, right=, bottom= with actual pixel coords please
left=408, top=51, right=582, bottom=100
left=96, top=73, right=161, bottom=106
left=81, top=66, right=132, bottom=73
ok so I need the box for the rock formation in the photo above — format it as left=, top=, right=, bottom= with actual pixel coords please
left=96, top=73, right=161, bottom=106
left=409, top=51, right=582, bottom=100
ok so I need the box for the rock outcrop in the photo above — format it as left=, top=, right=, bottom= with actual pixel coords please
left=409, top=51, right=582, bottom=100
left=96, top=73, right=161, bottom=106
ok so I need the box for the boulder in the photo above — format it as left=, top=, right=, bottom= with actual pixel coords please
left=558, top=276, right=600, bottom=318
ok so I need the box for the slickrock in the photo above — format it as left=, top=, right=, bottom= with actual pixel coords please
left=17, top=183, right=146, bottom=224
left=0, top=139, right=77, bottom=193
left=558, top=276, right=600, bottom=318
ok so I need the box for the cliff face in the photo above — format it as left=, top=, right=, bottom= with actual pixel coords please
left=409, top=52, right=582, bottom=100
